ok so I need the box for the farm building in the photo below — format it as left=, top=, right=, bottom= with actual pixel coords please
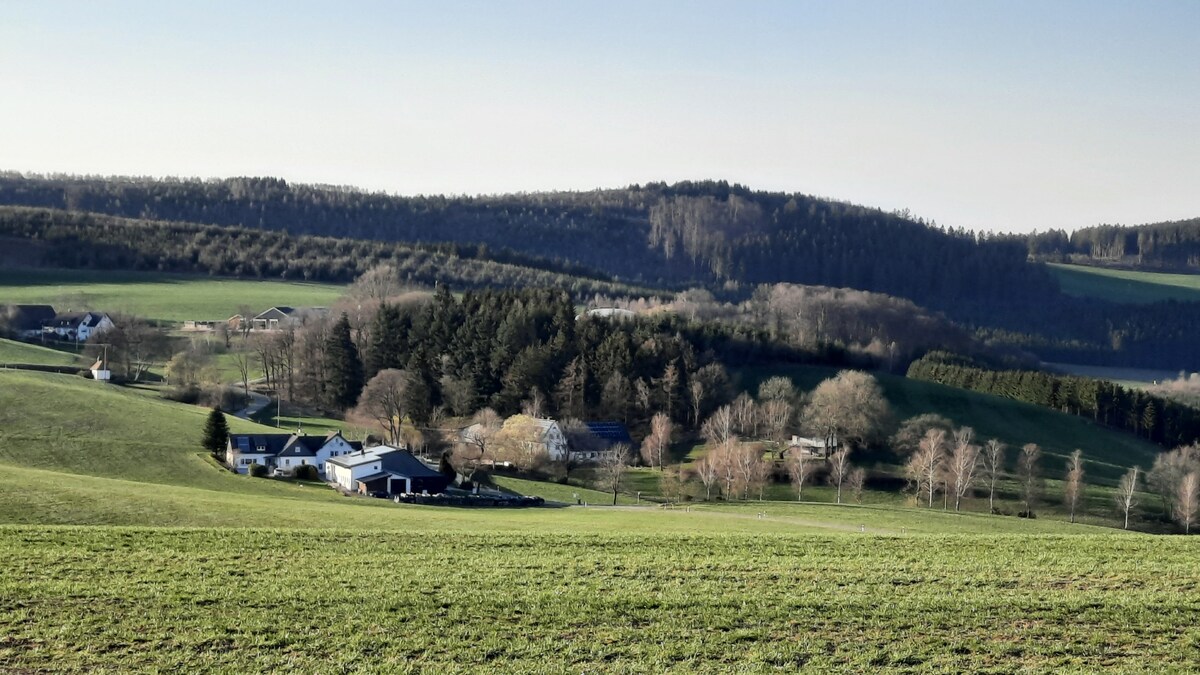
left=47, top=311, right=113, bottom=342
left=1, top=304, right=57, bottom=339
left=786, top=435, right=838, bottom=458
left=225, top=431, right=362, bottom=475
left=326, top=445, right=450, bottom=495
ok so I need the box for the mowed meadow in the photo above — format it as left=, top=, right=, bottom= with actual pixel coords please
left=1047, top=262, right=1200, bottom=304
left=0, top=267, right=345, bottom=322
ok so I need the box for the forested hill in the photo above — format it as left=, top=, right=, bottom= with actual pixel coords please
left=0, top=173, right=1055, bottom=313
left=1029, top=217, right=1200, bottom=270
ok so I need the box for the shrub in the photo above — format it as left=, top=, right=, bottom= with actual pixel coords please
left=248, top=462, right=268, bottom=478
left=292, top=464, right=319, bottom=480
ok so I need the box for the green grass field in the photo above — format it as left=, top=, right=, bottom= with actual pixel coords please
left=1048, top=262, right=1200, bottom=303
left=2, top=527, right=1197, bottom=672
left=1, top=368, right=1194, bottom=671
left=0, top=268, right=345, bottom=322
left=0, top=337, right=83, bottom=366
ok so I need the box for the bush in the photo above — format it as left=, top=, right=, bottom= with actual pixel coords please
left=162, top=384, right=202, bottom=404
left=248, top=462, right=268, bottom=478
left=292, top=464, right=319, bottom=480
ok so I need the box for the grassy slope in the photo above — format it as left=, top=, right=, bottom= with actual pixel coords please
left=2, top=527, right=1197, bottom=672
left=0, top=267, right=344, bottom=322
left=0, top=370, right=1116, bottom=535
left=738, top=365, right=1162, bottom=487
left=1048, top=262, right=1200, bottom=303
left=0, top=338, right=82, bottom=366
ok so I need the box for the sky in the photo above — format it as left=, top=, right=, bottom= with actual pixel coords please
left=1, top=1, right=1198, bottom=233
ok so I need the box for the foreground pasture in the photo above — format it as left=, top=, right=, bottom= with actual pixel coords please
left=1, top=527, right=1197, bottom=672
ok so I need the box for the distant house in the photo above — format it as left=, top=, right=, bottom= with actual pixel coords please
left=90, top=357, right=111, bottom=382
left=786, top=435, right=838, bottom=458
left=524, top=418, right=569, bottom=462
left=567, top=421, right=632, bottom=462
left=252, top=307, right=295, bottom=331
left=248, top=306, right=329, bottom=332
left=326, top=445, right=450, bottom=495
left=48, top=311, right=113, bottom=342
left=1, top=304, right=56, bottom=339
left=225, top=430, right=363, bottom=475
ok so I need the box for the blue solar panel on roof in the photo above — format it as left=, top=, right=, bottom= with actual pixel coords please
left=237, top=437, right=250, bottom=451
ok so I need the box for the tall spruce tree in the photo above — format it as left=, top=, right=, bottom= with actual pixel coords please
left=202, top=407, right=230, bottom=459
left=325, top=313, right=365, bottom=410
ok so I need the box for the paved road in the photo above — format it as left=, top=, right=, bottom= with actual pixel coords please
left=233, top=388, right=272, bottom=420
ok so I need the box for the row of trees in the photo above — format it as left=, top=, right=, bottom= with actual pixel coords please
left=908, top=352, right=1200, bottom=448
left=0, top=206, right=645, bottom=297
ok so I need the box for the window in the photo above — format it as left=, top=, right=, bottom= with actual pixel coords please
left=284, top=459, right=290, bottom=466
left=256, top=445, right=266, bottom=452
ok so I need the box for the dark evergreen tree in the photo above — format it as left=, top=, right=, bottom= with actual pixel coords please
left=202, top=407, right=230, bottom=459
left=324, top=313, right=364, bottom=410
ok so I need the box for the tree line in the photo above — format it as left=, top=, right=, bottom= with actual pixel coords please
left=1028, top=217, right=1200, bottom=270
left=907, top=352, right=1200, bottom=448
left=0, top=206, right=650, bottom=297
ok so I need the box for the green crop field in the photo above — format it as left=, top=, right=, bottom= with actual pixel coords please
left=2, top=527, right=1198, bottom=672
left=0, top=268, right=345, bottom=322
left=1047, top=262, right=1200, bottom=303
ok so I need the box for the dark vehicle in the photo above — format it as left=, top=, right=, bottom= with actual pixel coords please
left=369, top=491, right=389, bottom=499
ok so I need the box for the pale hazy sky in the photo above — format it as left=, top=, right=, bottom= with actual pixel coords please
left=2, top=1, right=1197, bottom=233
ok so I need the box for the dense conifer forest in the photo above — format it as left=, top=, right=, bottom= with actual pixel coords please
left=2, top=173, right=1199, bottom=371
left=908, top=352, right=1200, bottom=448
left=1028, top=217, right=1200, bottom=270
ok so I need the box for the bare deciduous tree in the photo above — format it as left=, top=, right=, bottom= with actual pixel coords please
left=1174, top=471, right=1199, bottom=534
left=597, top=443, right=630, bottom=505
left=981, top=438, right=1006, bottom=514
left=760, top=398, right=793, bottom=447
left=906, top=429, right=945, bottom=508
left=946, top=428, right=980, bottom=512
left=689, top=379, right=706, bottom=427
left=803, top=370, right=892, bottom=449
left=1064, top=449, right=1085, bottom=524
left=1147, top=444, right=1200, bottom=514
left=354, top=369, right=408, bottom=444
left=640, top=412, right=673, bottom=469
left=827, top=448, right=852, bottom=504
left=848, top=467, right=867, bottom=504
left=1115, top=466, right=1140, bottom=530
left=786, top=451, right=813, bottom=502
left=459, top=408, right=501, bottom=469
left=520, top=387, right=546, bottom=419
left=1018, top=443, right=1043, bottom=516
left=701, top=405, right=735, bottom=448
left=731, top=393, right=758, bottom=437
left=694, top=452, right=720, bottom=501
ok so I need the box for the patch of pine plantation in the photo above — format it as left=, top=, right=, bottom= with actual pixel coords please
left=4, top=268, right=1200, bottom=671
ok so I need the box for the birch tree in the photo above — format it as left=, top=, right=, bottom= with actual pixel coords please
left=1063, top=449, right=1085, bottom=524
left=848, top=467, right=867, bottom=504
left=906, top=428, right=945, bottom=507
left=1175, top=472, right=1199, bottom=534
left=946, top=428, right=980, bottom=511
left=1115, top=466, right=1140, bottom=530
left=827, top=448, right=852, bottom=504
left=694, top=452, right=720, bottom=501
left=981, top=438, right=1006, bottom=513
left=786, top=451, right=813, bottom=501
left=639, top=412, right=673, bottom=469
left=1018, top=443, right=1043, bottom=516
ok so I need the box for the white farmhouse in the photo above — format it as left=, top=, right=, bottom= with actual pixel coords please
left=48, top=311, right=113, bottom=342
left=225, top=431, right=363, bottom=475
